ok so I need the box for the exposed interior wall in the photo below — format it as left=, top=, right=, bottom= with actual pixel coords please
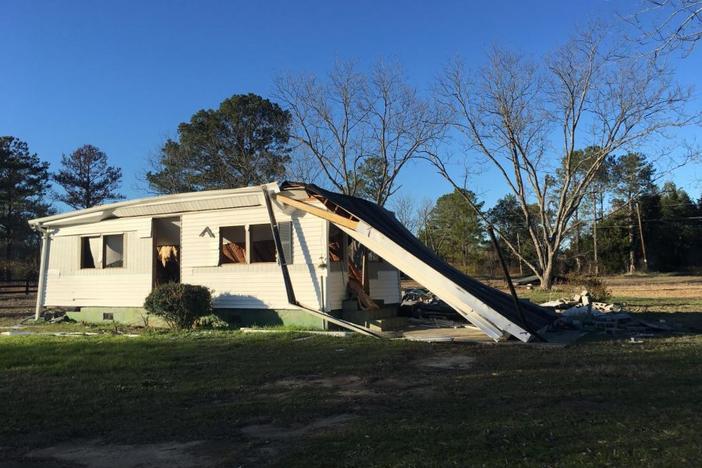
left=367, top=261, right=402, bottom=304
left=324, top=227, right=402, bottom=310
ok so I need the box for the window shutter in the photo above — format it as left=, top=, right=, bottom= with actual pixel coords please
left=278, top=221, right=293, bottom=265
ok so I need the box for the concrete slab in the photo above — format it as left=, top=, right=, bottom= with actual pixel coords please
left=398, top=326, right=496, bottom=343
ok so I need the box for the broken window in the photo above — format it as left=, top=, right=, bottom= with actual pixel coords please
left=220, top=226, right=246, bottom=264
left=80, top=236, right=100, bottom=269
left=250, top=224, right=276, bottom=263
left=328, top=223, right=345, bottom=262
left=104, top=234, right=124, bottom=268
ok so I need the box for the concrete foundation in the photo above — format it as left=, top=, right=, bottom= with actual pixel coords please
left=68, top=306, right=336, bottom=329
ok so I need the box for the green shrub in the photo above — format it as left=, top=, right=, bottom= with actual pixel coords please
left=144, top=283, right=212, bottom=330
left=196, top=314, right=230, bottom=329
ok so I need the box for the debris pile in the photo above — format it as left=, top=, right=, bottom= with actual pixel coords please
left=541, top=291, right=676, bottom=336
left=42, top=309, right=71, bottom=323
left=401, top=288, right=461, bottom=323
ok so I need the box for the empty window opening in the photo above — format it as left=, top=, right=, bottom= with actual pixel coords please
left=104, top=234, right=124, bottom=268
left=250, top=224, right=276, bottom=263
left=81, top=236, right=100, bottom=269
left=221, top=226, right=246, bottom=264
left=329, top=224, right=345, bottom=262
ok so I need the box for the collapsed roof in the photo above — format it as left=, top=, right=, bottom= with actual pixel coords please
left=278, top=182, right=558, bottom=343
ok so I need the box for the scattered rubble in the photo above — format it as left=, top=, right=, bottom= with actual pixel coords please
left=401, top=288, right=462, bottom=322
left=404, top=286, right=687, bottom=341
left=541, top=290, right=682, bottom=337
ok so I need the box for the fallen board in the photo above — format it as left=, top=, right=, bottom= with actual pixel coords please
left=278, top=182, right=558, bottom=343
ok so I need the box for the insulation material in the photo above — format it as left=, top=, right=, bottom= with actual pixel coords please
left=157, top=245, right=178, bottom=267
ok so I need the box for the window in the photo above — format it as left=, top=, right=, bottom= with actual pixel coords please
left=81, top=234, right=124, bottom=269
left=81, top=236, right=100, bottom=269
left=219, top=223, right=292, bottom=265
left=104, top=234, right=124, bottom=268
left=328, top=224, right=345, bottom=262
left=220, top=226, right=246, bottom=264
left=250, top=224, right=276, bottom=263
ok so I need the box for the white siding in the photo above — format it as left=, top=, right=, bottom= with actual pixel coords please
left=181, top=202, right=328, bottom=310
left=41, top=196, right=401, bottom=311
left=45, top=224, right=152, bottom=307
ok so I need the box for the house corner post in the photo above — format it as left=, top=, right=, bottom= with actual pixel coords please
left=34, top=228, right=51, bottom=321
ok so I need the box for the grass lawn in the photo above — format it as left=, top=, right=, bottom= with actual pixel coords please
left=2, top=330, right=702, bottom=466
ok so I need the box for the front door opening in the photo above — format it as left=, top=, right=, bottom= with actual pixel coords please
left=153, top=217, right=181, bottom=286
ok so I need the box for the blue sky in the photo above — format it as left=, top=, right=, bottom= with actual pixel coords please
left=2, top=0, right=700, bottom=211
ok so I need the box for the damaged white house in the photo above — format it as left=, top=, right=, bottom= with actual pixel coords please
left=29, top=182, right=556, bottom=342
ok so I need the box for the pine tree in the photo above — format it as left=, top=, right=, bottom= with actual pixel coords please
left=146, top=94, right=291, bottom=194
left=0, top=137, right=51, bottom=267
left=53, top=145, right=123, bottom=209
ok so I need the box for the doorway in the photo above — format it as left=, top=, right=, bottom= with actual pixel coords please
left=153, top=217, right=181, bottom=286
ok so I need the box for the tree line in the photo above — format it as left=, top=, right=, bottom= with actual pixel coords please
left=0, top=139, right=123, bottom=279
left=3, top=15, right=700, bottom=287
left=400, top=150, right=702, bottom=278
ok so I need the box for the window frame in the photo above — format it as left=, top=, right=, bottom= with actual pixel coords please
left=79, top=233, right=127, bottom=270
left=218, top=222, right=292, bottom=266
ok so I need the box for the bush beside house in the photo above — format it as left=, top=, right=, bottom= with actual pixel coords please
left=144, top=283, right=212, bottom=330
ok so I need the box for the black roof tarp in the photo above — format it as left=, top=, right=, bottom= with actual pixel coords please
left=281, top=182, right=558, bottom=334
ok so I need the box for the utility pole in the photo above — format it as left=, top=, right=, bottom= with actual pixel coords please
left=574, top=208, right=582, bottom=274
left=592, top=191, right=599, bottom=276
left=635, top=201, right=648, bottom=272
left=516, top=232, right=524, bottom=277
left=627, top=198, right=636, bottom=274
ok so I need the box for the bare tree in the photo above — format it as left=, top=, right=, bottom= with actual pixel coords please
left=285, top=149, right=322, bottom=184
left=276, top=61, right=443, bottom=206
left=629, top=0, right=702, bottom=56
left=389, top=193, right=418, bottom=233
left=432, top=28, right=694, bottom=289
left=416, top=197, right=444, bottom=253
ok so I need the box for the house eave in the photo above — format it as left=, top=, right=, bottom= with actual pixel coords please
left=29, top=182, right=280, bottom=228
